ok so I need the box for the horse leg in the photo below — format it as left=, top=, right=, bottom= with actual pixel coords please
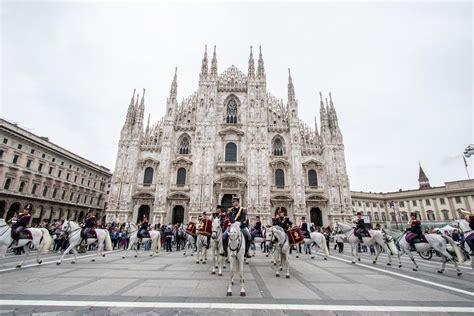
left=227, top=258, right=234, bottom=296
left=218, top=249, right=223, bottom=276
left=239, top=256, right=246, bottom=296
left=407, top=248, right=419, bottom=271
left=373, top=243, right=381, bottom=264
left=17, top=245, right=29, bottom=268
left=35, top=242, right=43, bottom=264
left=285, top=252, right=290, bottom=279
left=202, top=246, right=207, bottom=264
left=91, top=240, right=99, bottom=262
left=351, top=244, right=357, bottom=264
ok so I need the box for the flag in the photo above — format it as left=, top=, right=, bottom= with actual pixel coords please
left=463, top=156, right=468, bottom=167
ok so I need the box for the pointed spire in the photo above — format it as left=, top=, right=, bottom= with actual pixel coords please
left=210, top=45, right=217, bottom=76
left=248, top=46, right=255, bottom=80
left=288, top=68, right=295, bottom=102
left=170, top=67, right=177, bottom=100
left=146, top=113, right=150, bottom=134
left=314, top=116, right=320, bottom=137
left=124, top=88, right=136, bottom=126
left=257, top=45, right=265, bottom=78
left=319, top=91, right=324, bottom=109
left=201, top=45, right=208, bottom=76
left=418, top=163, right=431, bottom=189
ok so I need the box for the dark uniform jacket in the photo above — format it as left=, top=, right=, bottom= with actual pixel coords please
left=227, top=207, right=247, bottom=228
left=85, top=216, right=96, bottom=228
left=355, top=218, right=365, bottom=230
left=408, top=220, right=422, bottom=236
left=13, top=214, right=31, bottom=230
left=469, top=216, right=474, bottom=231
left=278, top=217, right=292, bottom=231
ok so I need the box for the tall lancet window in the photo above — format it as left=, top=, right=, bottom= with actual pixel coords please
left=226, top=97, right=238, bottom=124
left=178, top=135, right=190, bottom=155
left=273, top=137, right=284, bottom=156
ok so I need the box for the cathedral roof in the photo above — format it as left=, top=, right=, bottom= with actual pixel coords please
left=218, top=65, right=247, bottom=92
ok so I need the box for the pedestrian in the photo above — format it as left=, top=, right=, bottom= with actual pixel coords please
left=335, top=233, right=344, bottom=253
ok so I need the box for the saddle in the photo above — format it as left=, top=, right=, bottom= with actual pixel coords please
left=405, top=232, right=427, bottom=244
left=81, top=229, right=97, bottom=239
left=355, top=228, right=371, bottom=238
left=18, top=229, right=32, bottom=240
left=139, top=230, right=150, bottom=239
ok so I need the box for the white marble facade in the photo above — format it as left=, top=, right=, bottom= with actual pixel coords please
left=106, top=46, right=352, bottom=227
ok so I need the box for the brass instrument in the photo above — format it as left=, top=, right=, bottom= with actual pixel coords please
left=456, top=208, right=472, bottom=217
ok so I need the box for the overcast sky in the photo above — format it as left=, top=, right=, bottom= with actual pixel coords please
left=1, top=1, right=472, bottom=192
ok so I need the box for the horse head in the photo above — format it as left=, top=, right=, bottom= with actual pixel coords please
left=211, top=217, right=221, bottom=240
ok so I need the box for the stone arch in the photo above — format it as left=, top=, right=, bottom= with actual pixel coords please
left=271, top=135, right=286, bottom=156
left=177, top=133, right=191, bottom=155
left=310, top=207, right=323, bottom=227
left=224, top=94, right=240, bottom=124
left=6, top=202, right=21, bottom=222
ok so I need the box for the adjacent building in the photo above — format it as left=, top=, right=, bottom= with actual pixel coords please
left=0, top=118, right=112, bottom=225
left=106, top=46, right=352, bottom=227
left=351, top=165, right=474, bottom=228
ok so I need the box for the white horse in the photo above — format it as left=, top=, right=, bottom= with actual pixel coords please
left=210, top=217, right=224, bottom=275
left=182, top=231, right=196, bottom=256
left=0, top=219, right=52, bottom=268
left=56, top=220, right=112, bottom=265
left=122, top=222, right=161, bottom=258
left=196, top=232, right=209, bottom=264
left=299, top=232, right=330, bottom=260
left=386, top=229, right=465, bottom=276
left=266, top=226, right=291, bottom=278
left=451, top=219, right=473, bottom=255
left=250, top=227, right=267, bottom=256
left=337, top=222, right=400, bottom=267
left=226, top=222, right=246, bottom=296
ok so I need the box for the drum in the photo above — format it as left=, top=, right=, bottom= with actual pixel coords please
left=287, top=227, right=304, bottom=245
left=198, top=219, right=212, bottom=236
left=186, top=222, right=196, bottom=237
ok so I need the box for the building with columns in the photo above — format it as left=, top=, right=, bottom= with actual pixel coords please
left=106, top=46, right=352, bottom=227
left=0, top=118, right=112, bottom=225
left=351, top=164, right=474, bottom=228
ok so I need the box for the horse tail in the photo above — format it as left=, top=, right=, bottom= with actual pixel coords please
left=40, top=228, right=53, bottom=254
left=443, top=235, right=465, bottom=264
left=104, top=230, right=113, bottom=251
left=321, top=233, right=329, bottom=257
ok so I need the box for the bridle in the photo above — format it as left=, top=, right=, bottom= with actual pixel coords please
left=61, top=221, right=80, bottom=237
left=228, top=225, right=243, bottom=256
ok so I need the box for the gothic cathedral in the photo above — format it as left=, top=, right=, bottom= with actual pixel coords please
left=106, top=46, right=352, bottom=227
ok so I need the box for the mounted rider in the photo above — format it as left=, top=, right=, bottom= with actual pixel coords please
left=464, top=214, right=474, bottom=255
left=277, top=209, right=292, bottom=231
left=80, top=209, right=96, bottom=245
left=353, top=212, right=368, bottom=242
left=406, top=212, right=423, bottom=251
left=300, top=216, right=310, bottom=239
left=199, top=211, right=211, bottom=249
left=10, top=203, right=32, bottom=247
left=221, top=196, right=252, bottom=259
left=251, top=216, right=263, bottom=239
left=138, top=215, right=150, bottom=243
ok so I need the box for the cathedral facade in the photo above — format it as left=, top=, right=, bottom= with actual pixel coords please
left=106, top=46, right=352, bottom=227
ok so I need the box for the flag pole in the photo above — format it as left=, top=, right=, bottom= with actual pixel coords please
left=463, top=156, right=470, bottom=179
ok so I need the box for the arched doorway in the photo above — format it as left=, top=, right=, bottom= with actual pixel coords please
left=137, top=205, right=150, bottom=223
left=172, top=205, right=184, bottom=224
left=77, top=211, right=85, bottom=222
left=274, top=207, right=288, bottom=216
left=221, top=194, right=234, bottom=212
left=0, top=200, right=6, bottom=218
left=310, top=207, right=323, bottom=228
left=6, top=202, right=21, bottom=222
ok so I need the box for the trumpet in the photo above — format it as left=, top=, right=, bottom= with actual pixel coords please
left=456, top=208, right=471, bottom=216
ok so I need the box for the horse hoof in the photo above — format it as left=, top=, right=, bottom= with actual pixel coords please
left=226, top=292, right=232, bottom=297
left=202, top=261, right=206, bottom=264
left=215, top=266, right=218, bottom=269
left=71, top=261, right=76, bottom=264
left=91, top=259, right=95, bottom=262
left=398, top=265, right=402, bottom=268
left=276, top=274, right=280, bottom=277
left=457, top=272, right=462, bottom=276
left=122, top=256, right=125, bottom=259
left=102, top=254, right=105, bottom=257
left=196, top=261, right=199, bottom=264
left=387, top=263, right=391, bottom=266
left=16, top=265, right=21, bottom=268
left=351, top=261, right=355, bottom=264
left=223, top=266, right=226, bottom=269
left=149, top=254, right=153, bottom=257
left=437, top=270, right=443, bottom=274
left=273, top=263, right=276, bottom=266
left=280, top=267, right=283, bottom=271
left=358, top=258, right=361, bottom=262
left=245, top=261, right=249, bottom=265
left=311, top=256, right=315, bottom=259
left=286, top=275, right=290, bottom=279
left=183, top=253, right=186, bottom=256
left=134, top=255, right=137, bottom=258
left=265, top=254, right=269, bottom=257
left=191, top=254, right=193, bottom=256
left=412, top=268, right=417, bottom=272
left=232, top=281, right=234, bottom=285
left=324, top=257, right=327, bottom=261
left=240, top=292, right=246, bottom=297
left=211, top=271, right=216, bottom=275
left=56, top=262, right=61, bottom=265
left=296, top=255, right=299, bottom=258
left=218, top=273, right=222, bottom=276
left=373, top=261, right=376, bottom=264
left=37, top=260, right=42, bottom=264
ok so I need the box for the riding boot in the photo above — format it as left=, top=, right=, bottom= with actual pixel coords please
left=466, top=239, right=474, bottom=255
left=409, top=241, right=416, bottom=252
left=206, top=236, right=211, bottom=249
left=358, top=236, right=363, bottom=243
left=221, top=238, right=228, bottom=257
left=245, top=240, right=251, bottom=258
left=9, top=239, right=18, bottom=248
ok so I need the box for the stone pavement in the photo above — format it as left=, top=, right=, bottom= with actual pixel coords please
left=0, top=246, right=473, bottom=315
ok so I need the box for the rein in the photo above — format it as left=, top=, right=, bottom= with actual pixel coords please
left=229, top=230, right=243, bottom=253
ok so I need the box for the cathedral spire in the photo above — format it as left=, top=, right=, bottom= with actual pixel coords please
left=201, top=45, right=208, bottom=76
left=288, top=68, right=295, bottom=102
left=146, top=113, right=150, bottom=134
left=210, top=45, right=218, bottom=76
left=124, top=88, right=136, bottom=127
left=248, top=46, right=255, bottom=80
left=257, top=45, right=265, bottom=79
left=170, top=67, right=178, bottom=100
left=418, top=163, right=431, bottom=189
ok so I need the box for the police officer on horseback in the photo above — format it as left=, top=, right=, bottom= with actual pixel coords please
left=80, top=209, right=96, bottom=246
left=353, top=212, right=367, bottom=243
left=406, top=212, right=423, bottom=251
left=277, top=209, right=292, bottom=231
left=251, top=216, right=263, bottom=239
left=138, top=215, right=150, bottom=243
left=300, top=216, right=310, bottom=239
left=10, top=204, right=32, bottom=247
left=221, top=196, right=252, bottom=259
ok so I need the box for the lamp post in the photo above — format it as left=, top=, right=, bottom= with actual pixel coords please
left=390, top=201, right=399, bottom=230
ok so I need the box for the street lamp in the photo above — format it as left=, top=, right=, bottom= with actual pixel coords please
left=389, top=201, right=399, bottom=230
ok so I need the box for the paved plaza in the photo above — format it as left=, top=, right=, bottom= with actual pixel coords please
left=0, top=246, right=473, bottom=315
